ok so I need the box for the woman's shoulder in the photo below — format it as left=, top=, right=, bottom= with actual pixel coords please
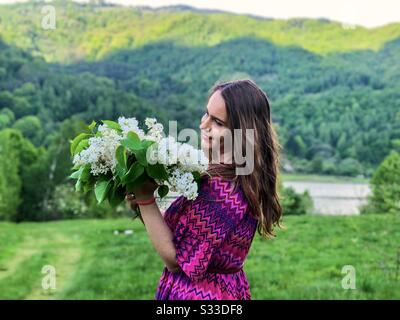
left=201, top=174, right=238, bottom=192
left=200, top=175, right=248, bottom=209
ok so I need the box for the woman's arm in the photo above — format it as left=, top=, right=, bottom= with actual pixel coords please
left=138, top=202, right=180, bottom=273
left=126, top=179, right=180, bottom=273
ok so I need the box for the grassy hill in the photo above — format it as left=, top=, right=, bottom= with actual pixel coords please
left=0, top=214, right=398, bottom=299
left=0, top=1, right=400, bottom=62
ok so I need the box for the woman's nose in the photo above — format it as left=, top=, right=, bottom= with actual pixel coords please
left=199, top=118, right=209, bottom=131
left=199, top=123, right=210, bottom=132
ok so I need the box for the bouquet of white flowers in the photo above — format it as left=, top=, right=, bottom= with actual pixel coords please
left=69, top=117, right=209, bottom=211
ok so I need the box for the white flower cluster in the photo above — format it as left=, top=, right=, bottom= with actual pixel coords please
left=147, top=136, right=208, bottom=172
left=145, top=117, right=164, bottom=142
left=118, top=116, right=145, bottom=139
left=72, top=116, right=209, bottom=200
left=166, top=168, right=199, bottom=200
left=147, top=135, right=209, bottom=200
left=178, top=143, right=209, bottom=172
left=147, top=136, right=178, bottom=166
left=73, top=124, right=122, bottom=176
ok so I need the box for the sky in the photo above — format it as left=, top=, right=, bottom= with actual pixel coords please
left=1, top=0, right=399, bottom=28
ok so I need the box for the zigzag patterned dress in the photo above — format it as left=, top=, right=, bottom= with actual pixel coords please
left=155, top=175, right=258, bottom=300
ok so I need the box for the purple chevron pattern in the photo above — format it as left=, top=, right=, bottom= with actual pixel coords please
left=155, top=175, right=258, bottom=300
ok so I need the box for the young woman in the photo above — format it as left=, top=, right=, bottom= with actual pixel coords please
left=126, top=79, right=282, bottom=300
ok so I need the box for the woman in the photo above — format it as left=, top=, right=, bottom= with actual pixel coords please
left=126, top=79, right=282, bottom=300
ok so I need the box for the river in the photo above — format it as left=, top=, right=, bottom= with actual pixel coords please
left=158, top=180, right=371, bottom=216
left=283, top=180, right=371, bottom=215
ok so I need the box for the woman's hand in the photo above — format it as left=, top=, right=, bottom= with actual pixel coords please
left=125, top=192, right=139, bottom=212
left=125, top=178, right=159, bottom=225
left=125, top=177, right=159, bottom=209
left=134, top=178, right=159, bottom=200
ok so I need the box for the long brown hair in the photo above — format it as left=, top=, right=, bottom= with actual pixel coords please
left=202, top=79, right=283, bottom=239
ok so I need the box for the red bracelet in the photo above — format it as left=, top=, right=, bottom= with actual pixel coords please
left=136, top=197, right=156, bottom=206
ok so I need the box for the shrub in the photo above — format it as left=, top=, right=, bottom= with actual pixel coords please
left=361, top=151, right=400, bottom=215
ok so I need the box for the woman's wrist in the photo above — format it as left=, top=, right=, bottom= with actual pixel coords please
left=134, top=192, right=154, bottom=201
left=136, top=196, right=156, bottom=206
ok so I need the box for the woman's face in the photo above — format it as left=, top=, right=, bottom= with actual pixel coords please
left=199, top=90, right=230, bottom=160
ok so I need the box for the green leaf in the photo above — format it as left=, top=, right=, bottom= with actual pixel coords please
left=121, top=133, right=141, bottom=152
left=80, top=164, right=91, bottom=183
left=69, top=166, right=83, bottom=180
left=132, top=139, right=156, bottom=167
left=95, top=178, right=112, bottom=204
left=127, top=131, right=141, bottom=143
left=75, top=179, right=83, bottom=192
left=69, top=164, right=91, bottom=182
left=141, top=139, right=156, bottom=149
left=146, top=163, right=168, bottom=180
left=135, top=148, right=148, bottom=166
left=101, top=120, right=121, bottom=132
left=158, top=184, right=169, bottom=198
left=83, top=179, right=95, bottom=194
left=115, top=163, right=127, bottom=180
left=192, top=171, right=201, bottom=181
left=74, top=139, right=89, bottom=155
left=126, top=174, right=147, bottom=192
left=70, top=133, right=92, bottom=156
left=122, top=162, right=144, bottom=184
left=116, top=145, right=127, bottom=168
left=108, top=184, right=125, bottom=208
left=88, top=120, right=97, bottom=133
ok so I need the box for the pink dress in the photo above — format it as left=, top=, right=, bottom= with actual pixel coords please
left=155, top=175, right=258, bottom=300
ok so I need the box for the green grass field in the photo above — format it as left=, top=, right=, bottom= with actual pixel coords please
left=0, top=214, right=399, bottom=300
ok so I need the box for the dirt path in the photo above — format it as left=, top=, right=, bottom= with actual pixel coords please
left=24, top=233, right=82, bottom=300
left=0, top=228, right=82, bottom=300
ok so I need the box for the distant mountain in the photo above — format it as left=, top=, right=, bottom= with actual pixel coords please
left=0, top=0, right=399, bottom=62
left=136, top=4, right=231, bottom=15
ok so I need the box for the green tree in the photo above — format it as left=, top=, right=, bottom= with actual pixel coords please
left=26, top=117, right=91, bottom=221
left=311, top=155, right=324, bottom=173
left=0, top=108, right=15, bottom=129
left=278, top=177, right=314, bottom=215
left=362, top=151, right=400, bottom=215
left=0, top=129, right=39, bottom=220
left=337, top=157, right=363, bottom=176
left=12, top=115, right=43, bottom=146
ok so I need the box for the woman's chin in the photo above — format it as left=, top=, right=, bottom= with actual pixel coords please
left=201, top=139, right=211, bottom=150
left=201, top=144, right=210, bottom=155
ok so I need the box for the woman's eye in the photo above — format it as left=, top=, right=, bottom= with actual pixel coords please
left=203, top=110, right=223, bottom=126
